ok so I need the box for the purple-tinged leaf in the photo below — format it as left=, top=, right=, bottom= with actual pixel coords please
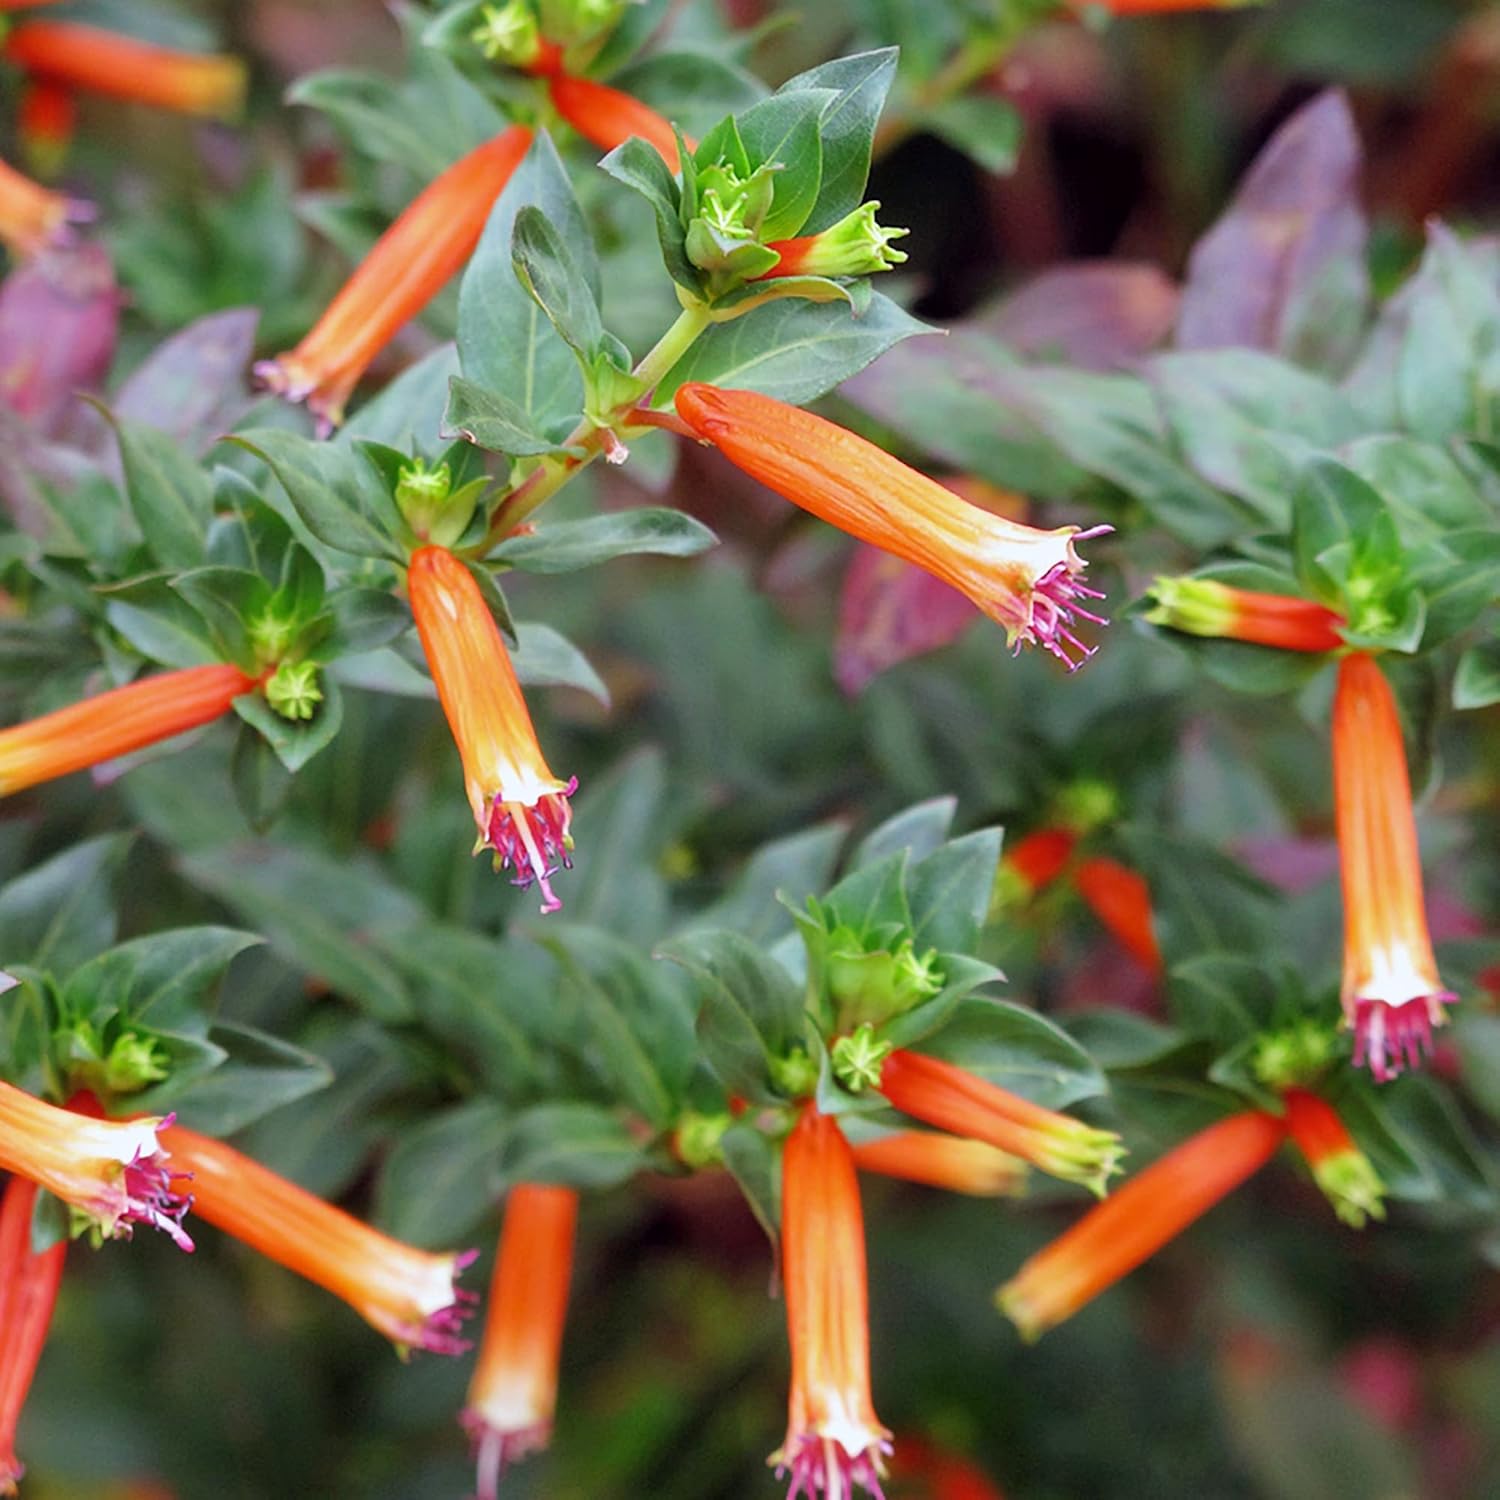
left=115, top=307, right=261, bottom=453
left=975, top=262, right=1179, bottom=370
left=1177, top=89, right=1370, bottom=373
left=0, top=243, right=119, bottom=436
left=834, top=543, right=978, bottom=696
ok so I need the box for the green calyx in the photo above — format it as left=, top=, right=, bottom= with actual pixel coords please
left=824, top=925, right=943, bottom=1030
left=395, top=458, right=484, bottom=547
left=248, top=610, right=298, bottom=664
left=265, top=661, right=324, bottom=722
left=471, top=1, right=544, bottom=67
left=1311, top=1150, right=1388, bottom=1230
left=830, top=1024, right=893, bottom=1094
left=1144, top=575, right=1238, bottom=639
left=774, top=202, right=909, bottom=279
left=61, top=1023, right=169, bottom=1096
left=674, top=1110, right=732, bottom=1169
left=683, top=161, right=782, bottom=294
left=1055, top=778, right=1119, bottom=834
left=769, top=1048, right=819, bottom=1099
left=1251, top=1020, right=1338, bottom=1091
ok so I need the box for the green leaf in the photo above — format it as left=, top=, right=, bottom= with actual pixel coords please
left=310, top=587, right=412, bottom=661
left=1455, top=635, right=1500, bottom=709
left=491, top=509, right=717, bottom=573
left=599, top=138, right=701, bottom=296
left=735, top=90, right=830, bottom=241
left=511, top=622, right=610, bottom=705
left=879, top=952, right=1006, bottom=1051
left=339, top=343, right=462, bottom=451
left=0, top=834, right=129, bottom=974
left=720, top=1117, right=781, bottom=1243
left=778, top=49, right=898, bottom=232
left=111, top=417, right=215, bottom=570
left=919, top=94, right=1022, bottom=175
left=907, top=827, right=1003, bottom=955
left=1290, top=455, right=1388, bottom=604
left=231, top=430, right=406, bottom=562
left=656, top=290, right=932, bottom=407
left=181, top=846, right=421, bottom=1022
left=821, top=851, right=912, bottom=940
left=232, top=675, right=344, bottom=773
left=169, top=566, right=269, bottom=668
left=61, top=927, right=260, bottom=1034
left=102, top=578, right=221, bottom=669
left=918, top=997, right=1108, bottom=1111
left=457, top=132, right=594, bottom=442
left=687, top=823, right=847, bottom=945
left=658, top=929, right=804, bottom=1101
left=150, top=1021, right=332, bottom=1136
left=511, top=205, right=609, bottom=361
left=443, top=375, right=581, bottom=457
left=375, top=1098, right=510, bottom=1248
left=852, top=797, right=956, bottom=869
left=499, top=1101, right=648, bottom=1188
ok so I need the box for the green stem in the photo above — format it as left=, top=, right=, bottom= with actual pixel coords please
left=479, top=299, right=713, bottom=546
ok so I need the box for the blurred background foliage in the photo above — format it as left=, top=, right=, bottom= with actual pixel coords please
left=3, top=1, right=1500, bottom=1498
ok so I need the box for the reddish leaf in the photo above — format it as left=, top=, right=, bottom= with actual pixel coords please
left=1176, top=89, right=1369, bottom=371
left=975, top=261, right=1179, bottom=370
left=0, top=242, right=119, bottom=435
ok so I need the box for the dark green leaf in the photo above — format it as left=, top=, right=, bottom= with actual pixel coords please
left=111, top=417, right=215, bottom=569
left=443, top=375, right=581, bottom=457
left=920, top=94, right=1022, bottom=175
left=499, top=1102, right=648, bottom=1188
left=0, top=834, right=130, bottom=973
left=376, top=1099, right=510, bottom=1248
left=491, top=509, right=717, bottom=573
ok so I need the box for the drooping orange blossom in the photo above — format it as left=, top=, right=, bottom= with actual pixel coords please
left=1, top=22, right=245, bottom=117
left=462, top=1184, right=579, bottom=1498
left=997, top=1110, right=1287, bottom=1339
left=0, top=663, right=257, bottom=796
left=876, top=1049, right=1123, bottom=1196
left=0, top=1175, right=68, bottom=1497
left=1073, top=856, right=1162, bottom=973
left=850, top=1130, right=1027, bottom=1197
left=774, top=1106, right=891, bottom=1500
left=161, top=1126, right=476, bottom=1354
left=674, top=383, right=1109, bottom=669
left=1146, top=576, right=1345, bottom=652
left=1332, top=652, right=1453, bottom=1081
left=257, top=124, right=534, bottom=432
left=406, top=544, right=576, bottom=912
left=547, top=73, right=690, bottom=169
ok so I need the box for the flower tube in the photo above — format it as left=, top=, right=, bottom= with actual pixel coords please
left=876, top=1050, right=1123, bottom=1196
left=1281, top=1088, right=1386, bottom=1229
left=850, top=1131, right=1027, bottom=1197
left=773, top=1107, right=891, bottom=1500
left=0, top=1082, right=192, bottom=1248
left=997, top=1111, right=1286, bottom=1340
left=1073, top=857, right=1162, bottom=974
left=2, top=23, right=245, bottom=118
left=462, top=1185, right=579, bottom=1498
left=1333, top=653, right=1454, bottom=1080
left=161, top=1126, right=475, bottom=1354
left=0, top=663, right=256, bottom=797
left=1146, top=577, right=1345, bottom=652
left=0, top=1175, right=68, bottom=1496
left=257, top=125, right=533, bottom=432
left=17, top=81, right=74, bottom=178
left=547, top=74, right=687, bottom=169
left=675, top=384, right=1109, bottom=668
left=407, top=545, right=576, bottom=912
left=1002, top=828, right=1078, bottom=898
left=0, top=155, right=81, bottom=259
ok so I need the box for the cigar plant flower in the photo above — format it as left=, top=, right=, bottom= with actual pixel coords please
left=674, top=384, right=1109, bottom=668
left=0, top=1082, right=193, bottom=1249
left=850, top=1130, right=1028, bottom=1197
left=407, top=545, right=576, bottom=912
left=462, top=1185, right=579, bottom=1496
left=162, top=1126, right=476, bottom=1354
left=1146, top=576, right=1345, bottom=653
left=773, top=1107, right=891, bottom=1500
left=257, top=126, right=533, bottom=432
left=0, top=154, right=83, bottom=259
left=1332, top=653, right=1454, bottom=1081
left=548, top=74, right=685, bottom=168
left=1281, top=1088, right=1387, bottom=1229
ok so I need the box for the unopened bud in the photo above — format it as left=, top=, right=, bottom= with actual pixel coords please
left=831, top=1024, right=893, bottom=1094
left=266, top=661, right=324, bottom=722
left=759, top=202, right=909, bottom=281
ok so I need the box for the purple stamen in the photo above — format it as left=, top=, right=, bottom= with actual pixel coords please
left=484, top=777, right=577, bottom=914
left=461, top=1413, right=553, bottom=1500
left=119, top=1150, right=195, bottom=1252
left=1351, top=994, right=1455, bottom=1083
left=777, top=1435, right=891, bottom=1500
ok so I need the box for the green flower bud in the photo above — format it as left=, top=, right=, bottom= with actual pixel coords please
left=472, top=1, right=544, bottom=67
left=823, top=926, right=943, bottom=1031
left=769, top=1048, right=819, bottom=1099
left=762, top=202, right=909, bottom=279
left=673, top=1110, right=731, bottom=1169
left=1055, top=778, right=1119, bottom=834
left=266, top=660, right=324, bottom=722
left=248, top=610, right=298, bottom=664
left=62, top=1023, right=170, bottom=1096
left=1251, top=1019, right=1338, bottom=1091
left=830, top=1024, right=893, bottom=1094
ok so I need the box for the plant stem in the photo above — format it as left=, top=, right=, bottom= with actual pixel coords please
left=632, top=300, right=713, bottom=397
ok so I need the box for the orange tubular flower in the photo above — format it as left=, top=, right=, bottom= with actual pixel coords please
left=161, top=1126, right=475, bottom=1354
left=1146, top=576, right=1345, bottom=653
left=0, top=1082, right=192, bottom=1248
left=1333, top=653, right=1454, bottom=1081
left=0, top=663, right=256, bottom=797
left=547, top=74, right=689, bottom=170
left=774, top=1107, right=891, bottom=1500
left=0, top=1176, right=68, bottom=1497
left=3, top=23, right=245, bottom=118
left=257, top=124, right=533, bottom=432
left=462, top=1185, right=579, bottom=1498
left=1282, top=1089, right=1387, bottom=1229
left=408, top=545, right=576, bottom=912
left=1073, top=856, right=1162, bottom=973
left=675, top=384, right=1110, bottom=669
left=0, top=154, right=83, bottom=259
left=850, top=1131, right=1027, bottom=1197
left=18, top=81, right=75, bottom=178
left=997, top=1111, right=1286, bottom=1340
left=1003, top=828, right=1078, bottom=897
left=876, top=1050, right=1123, bottom=1196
